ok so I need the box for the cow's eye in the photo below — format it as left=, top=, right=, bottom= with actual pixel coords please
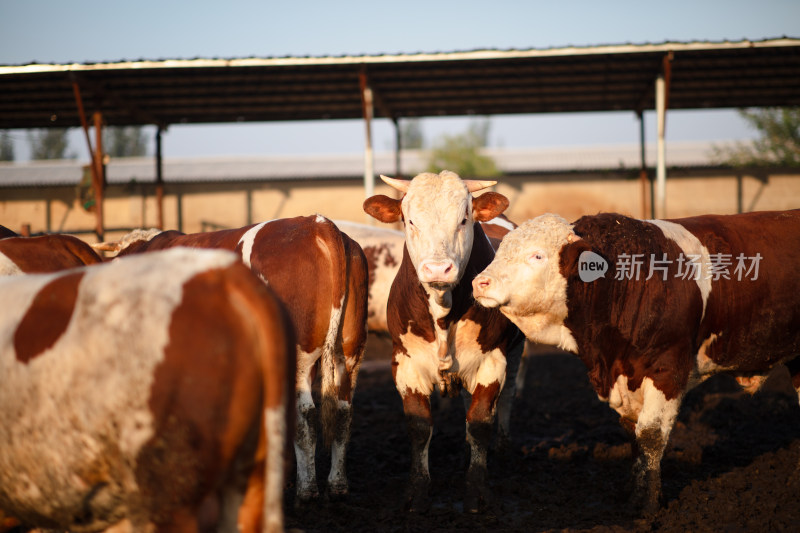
left=528, top=251, right=547, bottom=264
left=461, top=217, right=467, bottom=226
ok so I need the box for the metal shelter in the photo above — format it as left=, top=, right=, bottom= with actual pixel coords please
left=1, top=37, right=799, bottom=237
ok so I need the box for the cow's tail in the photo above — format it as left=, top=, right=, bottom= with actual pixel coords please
left=318, top=216, right=348, bottom=447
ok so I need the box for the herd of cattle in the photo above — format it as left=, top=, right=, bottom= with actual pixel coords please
left=1, top=170, right=798, bottom=532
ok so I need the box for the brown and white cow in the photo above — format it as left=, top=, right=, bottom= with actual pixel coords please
left=363, top=171, right=525, bottom=513
left=473, top=210, right=800, bottom=513
left=0, top=248, right=295, bottom=533
left=335, top=217, right=537, bottom=397
left=98, top=215, right=369, bottom=504
left=0, top=233, right=102, bottom=275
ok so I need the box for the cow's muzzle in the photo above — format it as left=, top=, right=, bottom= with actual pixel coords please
left=472, top=274, right=501, bottom=308
left=418, top=260, right=458, bottom=285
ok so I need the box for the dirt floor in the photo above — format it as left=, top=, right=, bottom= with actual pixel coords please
left=284, top=335, right=800, bottom=533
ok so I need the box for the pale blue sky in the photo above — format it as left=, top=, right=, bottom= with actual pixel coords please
left=1, top=0, right=798, bottom=161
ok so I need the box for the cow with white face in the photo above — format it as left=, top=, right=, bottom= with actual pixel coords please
left=473, top=210, right=800, bottom=513
left=363, top=171, right=524, bottom=513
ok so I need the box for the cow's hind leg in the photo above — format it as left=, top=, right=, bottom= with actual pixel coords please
left=326, top=352, right=363, bottom=499
left=293, top=351, right=320, bottom=504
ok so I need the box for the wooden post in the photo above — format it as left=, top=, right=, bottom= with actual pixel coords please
left=93, top=111, right=105, bottom=241
left=637, top=111, right=650, bottom=219
left=654, top=53, right=672, bottom=220
left=155, top=126, right=164, bottom=229
left=359, top=69, right=375, bottom=216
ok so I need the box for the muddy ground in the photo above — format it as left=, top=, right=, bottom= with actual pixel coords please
left=284, top=335, right=800, bottom=533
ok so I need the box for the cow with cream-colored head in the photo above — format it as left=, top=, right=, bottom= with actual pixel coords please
left=363, top=171, right=524, bottom=513
left=474, top=210, right=800, bottom=513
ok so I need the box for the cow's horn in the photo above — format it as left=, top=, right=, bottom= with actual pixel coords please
left=464, top=179, right=497, bottom=193
left=379, top=175, right=410, bottom=193
left=91, top=241, right=121, bottom=252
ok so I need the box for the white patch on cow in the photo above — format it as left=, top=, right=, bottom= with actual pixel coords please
left=315, top=213, right=328, bottom=224
left=237, top=221, right=271, bottom=268
left=647, top=219, right=712, bottom=319
left=113, top=228, right=163, bottom=255
left=695, top=332, right=729, bottom=375
left=0, top=248, right=239, bottom=527
left=394, top=331, right=440, bottom=397
left=606, top=375, right=680, bottom=440
left=394, top=319, right=509, bottom=398
left=453, top=319, right=507, bottom=393
left=0, top=253, right=24, bottom=276
left=637, top=377, right=681, bottom=441
left=510, top=314, right=579, bottom=354
left=607, top=375, right=644, bottom=420
left=263, top=402, right=286, bottom=533
left=483, top=215, right=516, bottom=232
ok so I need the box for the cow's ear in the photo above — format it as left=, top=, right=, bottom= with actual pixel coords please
left=363, top=195, right=403, bottom=223
left=472, top=192, right=509, bottom=222
left=559, top=239, right=592, bottom=277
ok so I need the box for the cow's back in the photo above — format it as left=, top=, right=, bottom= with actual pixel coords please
left=0, top=234, right=102, bottom=275
left=0, top=248, right=293, bottom=532
left=674, top=209, right=800, bottom=370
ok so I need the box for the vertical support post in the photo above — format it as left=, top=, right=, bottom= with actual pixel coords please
left=654, top=53, right=672, bottom=220
left=359, top=69, right=375, bottom=214
left=736, top=174, right=743, bottom=214
left=155, top=126, right=164, bottom=230
left=655, top=74, right=666, bottom=220
left=394, top=117, right=402, bottom=179
left=92, top=111, right=105, bottom=241
left=637, top=111, right=651, bottom=219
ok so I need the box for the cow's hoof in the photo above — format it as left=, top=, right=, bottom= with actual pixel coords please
left=405, top=479, right=431, bottom=513
left=325, top=482, right=349, bottom=503
left=294, top=489, right=320, bottom=508
left=464, top=480, right=492, bottom=513
left=626, top=489, right=660, bottom=516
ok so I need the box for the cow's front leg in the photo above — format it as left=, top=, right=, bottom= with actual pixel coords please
left=293, top=351, right=319, bottom=504
left=400, top=390, right=433, bottom=512
left=627, top=377, right=682, bottom=515
left=464, top=350, right=506, bottom=513
left=394, top=353, right=434, bottom=512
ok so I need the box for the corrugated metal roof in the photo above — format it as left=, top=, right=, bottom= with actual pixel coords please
left=0, top=142, right=724, bottom=188
left=1, top=38, right=798, bottom=129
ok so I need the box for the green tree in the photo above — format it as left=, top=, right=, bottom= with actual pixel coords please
left=400, top=118, right=424, bottom=149
left=426, top=118, right=499, bottom=178
left=0, top=131, right=14, bottom=161
left=711, top=108, right=800, bottom=167
left=105, top=126, right=149, bottom=157
left=28, top=128, right=74, bottom=160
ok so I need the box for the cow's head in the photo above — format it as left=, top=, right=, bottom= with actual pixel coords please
left=363, top=170, right=509, bottom=291
left=472, top=214, right=581, bottom=350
